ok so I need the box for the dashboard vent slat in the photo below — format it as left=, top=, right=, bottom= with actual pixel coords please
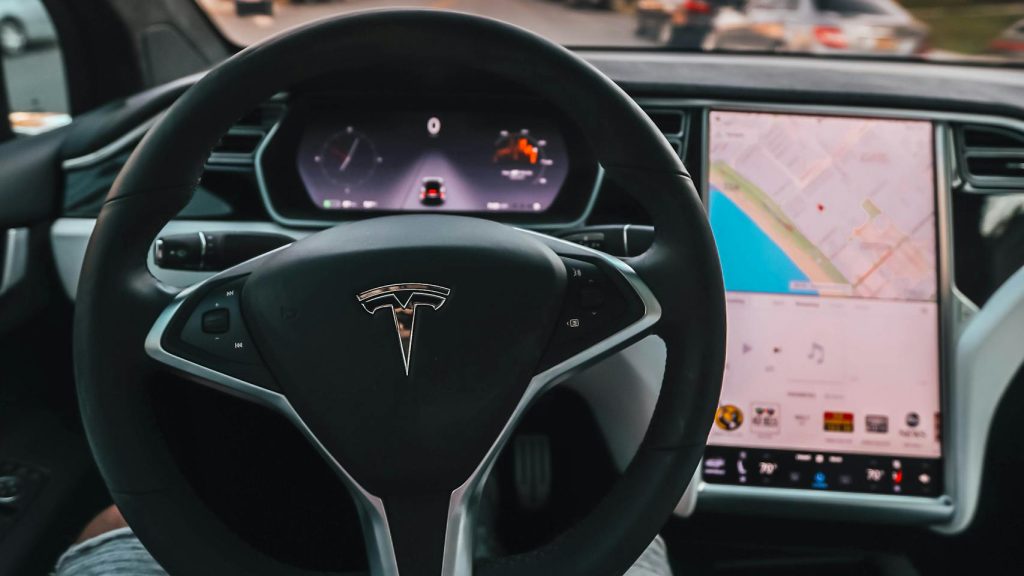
left=962, top=126, right=1024, bottom=149
left=955, top=124, right=1024, bottom=192
left=213, top=132, right=264, bottom=156
left=641, top=107, right=690, bottom=161
left=646, top=109, right=685, bottom=136
left=966, top=156, right=1024, bottom=180
left=206, top=100, right=286, bottom=167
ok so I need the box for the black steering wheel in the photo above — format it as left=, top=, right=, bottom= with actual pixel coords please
left=73, top=10, right=725, bottom=576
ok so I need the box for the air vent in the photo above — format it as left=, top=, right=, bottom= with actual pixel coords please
left=646, top=109, right=685, bottom=136
left=213, top=132, right=264, bottom=155
left=643, top=107, right=689, bottom=159
left=955, top=123, right=1024, bottom=191
left=962, top=125, right=1024, bottom=149
left=966, top=157, right=1024, bottom=179
left=207, top=101, right=286, bottom=167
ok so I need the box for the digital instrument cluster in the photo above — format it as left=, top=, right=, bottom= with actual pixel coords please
left=294, top=109, right=571, bottom=214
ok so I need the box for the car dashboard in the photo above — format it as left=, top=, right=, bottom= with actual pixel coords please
left=47, top=52, right=1024, bottom=537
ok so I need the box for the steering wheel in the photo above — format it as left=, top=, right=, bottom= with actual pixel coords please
left=73, top=10, right=725, bottom=576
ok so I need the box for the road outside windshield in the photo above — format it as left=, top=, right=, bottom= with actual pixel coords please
left=200, top=0, right=1024, bottom=64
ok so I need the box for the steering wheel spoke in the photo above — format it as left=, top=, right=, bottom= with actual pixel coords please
left=526, top=231, right=661, bottom=378
left=145, top=251, right=281, bottom=398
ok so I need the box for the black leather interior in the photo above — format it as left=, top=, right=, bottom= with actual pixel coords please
left=0, top=128, right=65, bottom=230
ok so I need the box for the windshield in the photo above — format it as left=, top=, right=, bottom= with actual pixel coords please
left=198, top=0, right=1024, bottom=65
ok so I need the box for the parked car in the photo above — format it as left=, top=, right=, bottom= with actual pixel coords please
left=0, top=0, right=57, bottom=56
left=636, top=0, right=745, bottom=48
left=990, top=19, right=1024, bottom=60
left=564, top=0, right=612, bottom=9
left=708, top=0, right=929, bottom=56
left=636, top=0, right=679, bottom=43
left=235, top=0, right=273, bottom=17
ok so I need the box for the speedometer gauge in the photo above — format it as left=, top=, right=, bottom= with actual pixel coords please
left=315, top=126, right=383, bottom=192
left=493, top=129, right=553, bottom=185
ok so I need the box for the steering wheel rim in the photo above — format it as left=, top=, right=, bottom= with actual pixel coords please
left=73, top=9, right=726, bottom=576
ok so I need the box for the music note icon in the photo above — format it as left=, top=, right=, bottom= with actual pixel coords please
left=807, top=342, right=825, bottom=365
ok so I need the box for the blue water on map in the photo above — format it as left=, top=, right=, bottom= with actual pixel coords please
left=708, top=187, right=816, bottom=295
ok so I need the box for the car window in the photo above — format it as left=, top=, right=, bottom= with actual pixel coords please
left=0, top=0, right=70, bottom=136
left=812, top=0, right=896, bottom=16
left=197, top=1, right=1024, bottom=65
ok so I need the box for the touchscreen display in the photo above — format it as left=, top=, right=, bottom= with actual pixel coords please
left=296, top=110, right=569, bottom=214
left=703, top=111, right=942, bottom=496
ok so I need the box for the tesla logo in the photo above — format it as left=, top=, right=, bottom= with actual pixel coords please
left=356, top=283, right=450, bottom=375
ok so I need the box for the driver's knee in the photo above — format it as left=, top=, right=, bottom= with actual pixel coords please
left=55, top=506, right=167, bottom=576
left=74, top=506, right=128, bottom=544
left=627, top=535, right=674, bottom=576
left=54, top=507, right=671, bottom=576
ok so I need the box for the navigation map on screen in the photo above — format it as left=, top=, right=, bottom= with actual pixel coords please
left=708, top=111, right=937, bottom=301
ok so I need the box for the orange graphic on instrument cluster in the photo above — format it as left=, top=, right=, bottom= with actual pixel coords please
left=494, top=136, right=539, bottom=165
